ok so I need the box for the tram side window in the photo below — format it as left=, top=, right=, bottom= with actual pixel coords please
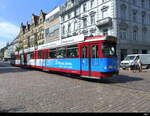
left=92, top=45, right=99, bottom=58
left=11, top=54, right=15, bottom=60
left=38, top=51, right=42, bottom=59
left=17, top=55, right=20, bottom=60
left=49, top=48, right=57, bottom=58
left=15, top=55, right=18, bottom=60
left=27, top=53, right=30, bottom=59
left=21, top=54, right=24, bottom=60
left=30, top=52, right=34, bottom=59
left=82, top=46, right=87, bottom=58
left=45, top=51, right=49, bottom=59
left=67, top=45, right=78, bottom=58
left=57, top=47, right=66, bottom=58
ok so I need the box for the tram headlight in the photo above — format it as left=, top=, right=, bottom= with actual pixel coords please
left=104, top=66, right=113, bottom=70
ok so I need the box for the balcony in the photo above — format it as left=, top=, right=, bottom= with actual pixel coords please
left=90, top=28, right=96, bottom=33
left=82, top=29, right=88, bottom=34
left=73, top=32, right=78, bottom=36
left=96, top=17, right=112, bottom=28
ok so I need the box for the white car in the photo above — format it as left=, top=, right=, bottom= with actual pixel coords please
left=120, top=54, right=150, bottom=70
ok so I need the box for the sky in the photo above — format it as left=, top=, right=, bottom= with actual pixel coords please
left=0, top=0, right=67, bottom=49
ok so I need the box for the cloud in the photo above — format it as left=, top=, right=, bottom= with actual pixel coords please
left=0, top=21, right=20, bottom=41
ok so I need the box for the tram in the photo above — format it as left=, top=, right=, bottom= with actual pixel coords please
left=12, top=35, right=119, bottom=79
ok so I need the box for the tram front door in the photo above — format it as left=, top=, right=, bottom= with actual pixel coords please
left=80, top=43, right=100, bottom=77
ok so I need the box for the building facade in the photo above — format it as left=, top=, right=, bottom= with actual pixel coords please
left=44, top=7, right=60, bottom=43
left=60, top=0, right=150, bottom=61
left=1, top=36, right=20, bottom=61
left=19, top=10, right=46, bottom=50
left=0, top=47, right=7, bottom=60
left=116, top=0, right=150, bottom=60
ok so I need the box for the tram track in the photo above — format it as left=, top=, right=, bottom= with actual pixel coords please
left=68, top=72, right=150, bottom=94
left=2, top=62, right=150, bottom=94
left=107, top=79, right=150, bottom=94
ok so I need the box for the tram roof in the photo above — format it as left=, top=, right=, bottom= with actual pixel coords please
left=15, top=35, right=117, bottom=54
left=85, top=35, right=117, bottom=42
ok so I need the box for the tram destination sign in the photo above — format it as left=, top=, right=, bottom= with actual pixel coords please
left=61, top=34, right=84, bottom=45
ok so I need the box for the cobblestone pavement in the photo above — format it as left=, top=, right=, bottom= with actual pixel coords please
left=0, top=61, right=150, bottom=112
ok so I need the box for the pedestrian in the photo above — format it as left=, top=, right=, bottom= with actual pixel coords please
left=132, top=59, right=138, bottom=73
left=132, top=56, right=142, bottom=73
left=137, top=58, right=142, bottom=72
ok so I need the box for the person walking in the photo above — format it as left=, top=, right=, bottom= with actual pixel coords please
left=137, top=58, right=142, bottom=72
left=132, top=58, right=138, bottom=73
left=132, top=56, right=142, bottom=73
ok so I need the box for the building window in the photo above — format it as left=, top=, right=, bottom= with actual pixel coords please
left=103, top=29, right=108, bottom=35
left=142, top=28, right=147, bottom=40
left=62, top=26, right=65, bottom=34
left=142, top=12, right=146, bottom=24
left=133, top=29, right=138, bottom=40
left=132, top=0, right=137, bottom=6
left=62, top=16, right=65, bottom=22
left=91, top=0, right=94, bottom=8
left=101, top=6, right=109, bottom=19
left=102, top=10, right=107, bottom=19
left=68, top=13, right=71, bottom=19
left=83, top=3, right=87, bottom=12
left=45, top=28, right=49, bottom=38
left=120, top=30, right=127, bottom=40
left=120, top=4, right=127, bottom=21
left=142, top=50, right=147, bottom=54
left=90, top=14, right=95, bottom=25
left=133, top=10, right=137, bottom=22
left=83, top=18, right=87, bottom=28
left=76, top=7, right=80, bottom=16
left=133, top=49, right=138, bottom=54
left=74, top=21, right=78, bottom=31
left=68, top=23, right=71, bottom=33
left=141, top=0, right=145, bottom=8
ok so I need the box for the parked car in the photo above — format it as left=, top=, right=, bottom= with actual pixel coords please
left=120, top=54, right=150, bottom=70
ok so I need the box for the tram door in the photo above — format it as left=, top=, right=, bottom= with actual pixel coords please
left=24, top=53, right=27, bottom=66
left=80, top=43, right=100, bottom=77
left=42, top=50, right=48, bottom=69
left=27, top=53, right=31, bottom=66
left=20, top=54, right=24, bottom=66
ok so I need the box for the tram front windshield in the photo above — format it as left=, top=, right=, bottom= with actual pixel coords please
left=102, top=43, right=116, bottom=57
